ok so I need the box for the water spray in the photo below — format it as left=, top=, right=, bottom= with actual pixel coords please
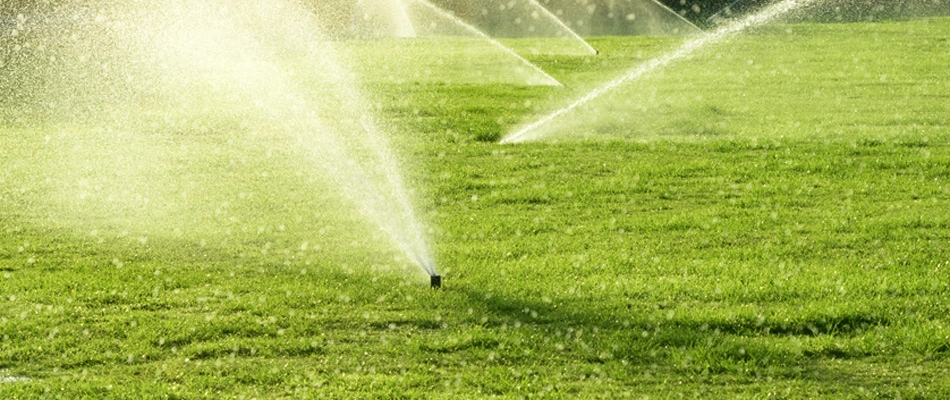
left=500, top=0, right=818, bottom=144
left=649, top=0, right=704, bottom=33
left=405, top=0, right=562, bottom=86
left=524, top=0, right=598, bottom=55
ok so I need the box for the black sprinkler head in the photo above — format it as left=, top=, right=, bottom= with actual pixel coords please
left=430, top=274, right=441, bottom=289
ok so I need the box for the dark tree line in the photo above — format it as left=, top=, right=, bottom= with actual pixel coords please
left=657, top=0, right=949, bottom=26
left=657, top=0, right=765, bottom=26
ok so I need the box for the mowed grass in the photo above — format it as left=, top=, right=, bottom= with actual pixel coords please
left=2, top=18, right=950, bottom=398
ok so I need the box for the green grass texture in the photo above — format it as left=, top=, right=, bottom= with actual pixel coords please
left=2, top=18, right=949, bottom=398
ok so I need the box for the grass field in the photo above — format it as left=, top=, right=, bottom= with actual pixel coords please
left=2, top=17, right=950, bottom=398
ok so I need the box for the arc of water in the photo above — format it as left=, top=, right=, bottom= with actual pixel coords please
left=248, top=39, right=437, bottom=274
left=524, top=0, right=598, bottom=54
left=648, top=0, right=704, bottom=33
left=349, top=106, right=437, bottom=275
left=148, top=0, right=437, bottom=276
left=388, top=0, right=418, bottom=37
left=404, top=0, right=562, bottom=87
left=286, top=102, right=436, bottom=275
left=500, top=0, right=818, bottom=144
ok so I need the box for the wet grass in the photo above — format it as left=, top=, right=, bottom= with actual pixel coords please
left=2, top=18, right=950, bottom=398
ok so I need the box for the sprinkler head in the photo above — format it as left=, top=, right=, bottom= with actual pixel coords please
left=430, top=274, right=441, bottom=289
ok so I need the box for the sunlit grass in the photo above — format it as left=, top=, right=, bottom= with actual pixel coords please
left=2, top=17, right=950, bottom=398
left=502, top=18, right=950, bottom=143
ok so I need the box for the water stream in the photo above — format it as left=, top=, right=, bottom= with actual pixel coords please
left=501, top=0, right=819, bottom=144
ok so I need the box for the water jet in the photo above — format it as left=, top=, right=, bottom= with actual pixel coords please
left=424, top=0, right=598, bottom=55
left=501, top=0, right=820, bottom=144
left=2, top=0, right=439, bottom=281
left=403, top=0, right=563, bottom=86
left=518, top=0, right=701, bottom=36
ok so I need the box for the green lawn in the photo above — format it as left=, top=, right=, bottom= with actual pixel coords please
left=2, top=17, right=950, bottom=398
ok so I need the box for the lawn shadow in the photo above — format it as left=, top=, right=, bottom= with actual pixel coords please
left=432, top=285, right=897, bottom=379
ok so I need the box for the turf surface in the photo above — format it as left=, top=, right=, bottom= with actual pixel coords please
left=2, top=17, right=949, bottom=398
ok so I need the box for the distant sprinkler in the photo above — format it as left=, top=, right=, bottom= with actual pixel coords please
left=430, top=274, right=441, bottom=289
